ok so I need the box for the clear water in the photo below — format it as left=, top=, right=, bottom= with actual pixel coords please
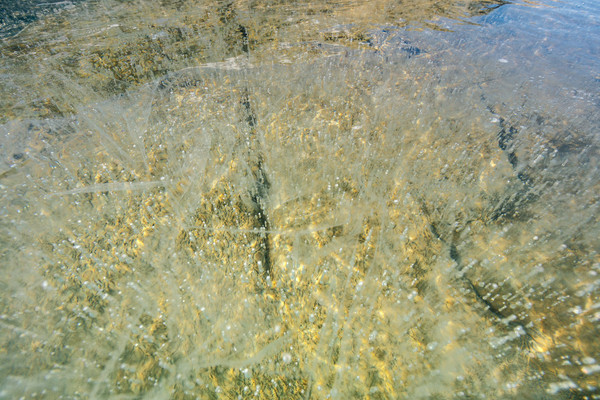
left=0, top=0, right=599, bottom=399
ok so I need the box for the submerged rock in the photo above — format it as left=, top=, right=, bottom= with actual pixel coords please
left=0, top=0, right=598, bottom=399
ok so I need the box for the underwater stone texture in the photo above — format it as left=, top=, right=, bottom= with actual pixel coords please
left=0, top=0, right=599, bottom=399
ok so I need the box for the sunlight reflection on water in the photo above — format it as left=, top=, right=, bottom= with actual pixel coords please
left=0, top=0, right=598, bottom=399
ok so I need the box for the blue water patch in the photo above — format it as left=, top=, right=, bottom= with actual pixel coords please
left=0, top=0, right=86, bottom=39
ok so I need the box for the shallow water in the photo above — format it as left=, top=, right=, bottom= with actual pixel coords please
left=0, top=0, right=599, bottom=399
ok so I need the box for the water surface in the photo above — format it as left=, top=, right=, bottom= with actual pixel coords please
left=0, top=0, right=599, bottom=399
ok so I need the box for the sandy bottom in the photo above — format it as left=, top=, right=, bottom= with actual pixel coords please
left=0, top=1, right=598, bottom=399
